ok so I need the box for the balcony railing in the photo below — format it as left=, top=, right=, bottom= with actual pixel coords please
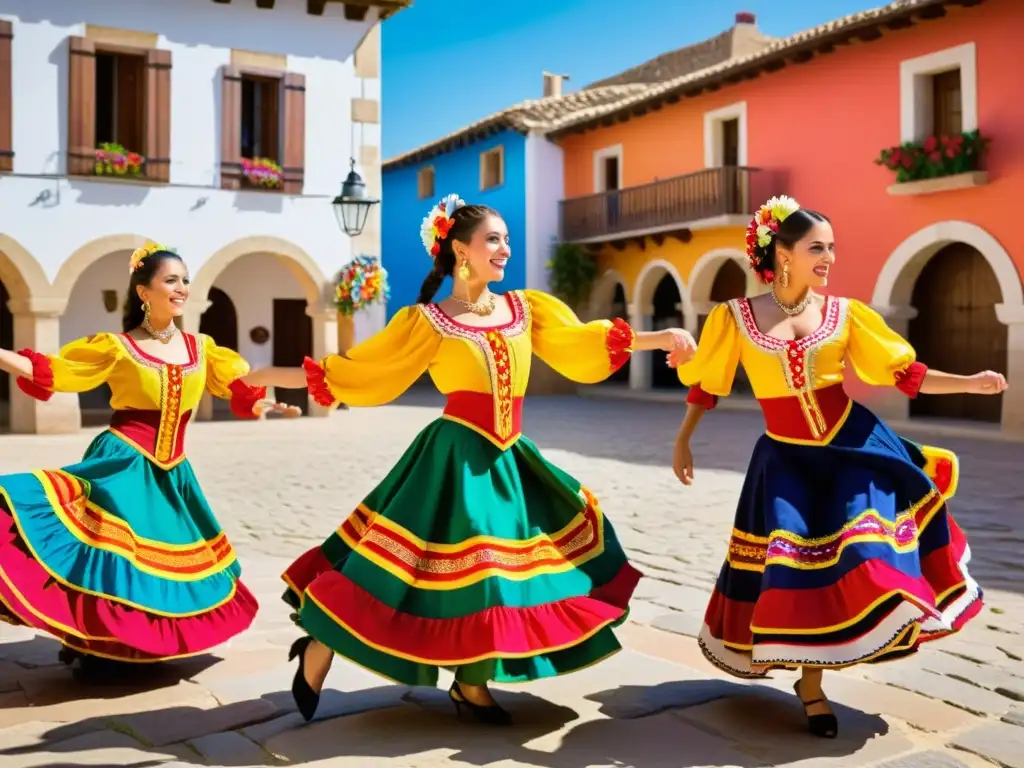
left=560, top=166, right=766, bottom=243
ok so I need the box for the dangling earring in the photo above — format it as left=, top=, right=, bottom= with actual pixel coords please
left=781, top=263, right=790, bottom=288
left=457, top=259, right=471, bottom=282
left=142, top=300, right=151, bottom=319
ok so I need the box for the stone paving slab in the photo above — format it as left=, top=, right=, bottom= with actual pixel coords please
left=1, top=397, right=1024, bottom=766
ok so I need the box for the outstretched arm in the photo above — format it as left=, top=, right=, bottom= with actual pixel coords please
left=242, top=366, right=309, bottom=390
left=919, top=368, right=1007, bottom=396
left=0, top=348, right=32, bottom=378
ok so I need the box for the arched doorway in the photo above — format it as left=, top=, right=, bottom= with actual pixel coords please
left=199, top=287, right=238, bottom=350
left=908, top=243, right=1006, bottom=423
left=62, top=250, right=131, bottom=423
left=651, top=275, right=683, bottom=389
left=0, top=281, right=11, bottom=428
left=609, top=283, right=630, bottom=384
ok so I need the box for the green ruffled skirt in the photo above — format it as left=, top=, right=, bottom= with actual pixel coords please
left=282, top=418, right=641, bottom=686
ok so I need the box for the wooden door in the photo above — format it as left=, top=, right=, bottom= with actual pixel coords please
left=273, top=298, right=312, bottom=413
left=909, top=243, right=1005, bottom=423
left=721, top=118, right=740, bottom=211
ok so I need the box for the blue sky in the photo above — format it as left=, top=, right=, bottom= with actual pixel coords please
left=380, top=0, right=881, bottom=159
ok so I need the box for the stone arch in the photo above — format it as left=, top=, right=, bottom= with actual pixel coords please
left=588, top=268, right=628, bottom=320
left=52, top=234, right=157, bottom=301
left=872, top=221, right=1023, bottom=314
left=688, top=248, right=758, bottom=306
left=0, top=234, right=52, bottom=301
left=190, top=236, right=328, bottom=308
left=632, top=258, right=693, bottom=328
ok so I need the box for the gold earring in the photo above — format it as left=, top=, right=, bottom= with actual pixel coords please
left=457, top=259, right=471, bottom=282
left=781, top=263, right=790, bottom=288
left=142, top=301, right=151, bottom=318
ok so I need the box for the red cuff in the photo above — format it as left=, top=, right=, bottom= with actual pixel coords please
left=894, top=361, right=927, bottom=398
left=303, top=356, right=336, bottom=407
left=686, top=384, right=718, bottom=410
left=607, top=318, right=635, bottom=374
left=15, top=349, right=54, bottom=402
left=228, top=379, right=267, bottom=419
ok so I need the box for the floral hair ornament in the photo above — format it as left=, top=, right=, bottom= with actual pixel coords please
left=420, top=193, right=466, bottom=258
left=128, top=243, right=175, bottom=275
left=744, top=195, right=801, bottom=284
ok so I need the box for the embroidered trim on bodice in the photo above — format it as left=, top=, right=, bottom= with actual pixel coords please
left=419, top=292, right=530, bottom=442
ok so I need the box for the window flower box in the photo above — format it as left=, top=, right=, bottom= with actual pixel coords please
left=875, top=130, right=988, bottom=195
left=94, top=143, right=145, bottom=178
left=241, top=157, right=284, bottom=190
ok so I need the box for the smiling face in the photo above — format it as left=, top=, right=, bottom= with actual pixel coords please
left=136, top=256, right=190, bottom=321
left=452, top=213, right=510, bottom=284
left=777, top=220, right=835, bottom=289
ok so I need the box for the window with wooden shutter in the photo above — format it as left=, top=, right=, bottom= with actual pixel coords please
left=480, top=146, right=504, bottom=190
left=220, top=65, right=242, bottom=189
left=67, top=36, right=97, bottom=176
left=144, top=49, right=171, bottom=182
left=932, top=68, right=962, bottom=137
left=417, top=166, right=435, bottom=200
left=281, top=72, right=306, bottom=195
left=0, top=21, right=12, bottom=173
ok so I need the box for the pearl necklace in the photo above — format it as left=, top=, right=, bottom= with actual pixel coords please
left=450, top=292, right=497, bottom=317
left=771, top=288, right=814, bottom=317
left=142, top=318, right=178, bottom=344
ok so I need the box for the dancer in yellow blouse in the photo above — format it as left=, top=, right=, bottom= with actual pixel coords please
left=670, top=196, right=1006, bottom=738
left=275, top=194, right=696, bottom=725
left=0, top=244, right=298, bottom=676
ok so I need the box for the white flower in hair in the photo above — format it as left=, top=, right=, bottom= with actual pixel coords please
left=419, top=193, right=466, bottom=258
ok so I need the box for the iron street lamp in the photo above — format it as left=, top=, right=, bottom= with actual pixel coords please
left=332, top=158, right=379, bottom=237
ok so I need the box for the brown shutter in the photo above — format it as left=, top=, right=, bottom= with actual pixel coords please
left=67, top=36, right=96, bottom=176
left=220, top=65, right=242, bottom=189
left=281, top=72, right=305, bottom=194
left=144, top=48, right=172, bottom=182
left=0, top=21, right=13, bottom=173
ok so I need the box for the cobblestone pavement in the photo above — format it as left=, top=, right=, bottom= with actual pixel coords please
left=2, top=391, right=1024, bottom=767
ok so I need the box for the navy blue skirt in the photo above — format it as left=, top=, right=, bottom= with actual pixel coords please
left=700, top=402, right=981, bottom=678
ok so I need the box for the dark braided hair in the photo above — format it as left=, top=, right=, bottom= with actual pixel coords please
left=751, top=208, right=830, bottom=283
left=122, top=250, right=185, bottom=332
left=416, top=204, right=499, bottom=304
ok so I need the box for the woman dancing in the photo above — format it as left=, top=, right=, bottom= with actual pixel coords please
left=276, top=194, right=696, bottom=725
left=0, top=244, right=299, bottom=673
left=669, top=196, right=1005, bottom=738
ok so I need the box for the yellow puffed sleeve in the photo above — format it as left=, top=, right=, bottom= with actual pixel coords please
left=846, top=299, right=925, bottom=394
left=203, top=334, right=251, bottom=398
left=675, top=303, right=741, bottom=407
left=525, top=289, right=635, bottom=385
left=202, top=335, right=266, bottom=419
left=305, top=306, right=441, bottom=407
left=16, top=333, right=121, bottom=400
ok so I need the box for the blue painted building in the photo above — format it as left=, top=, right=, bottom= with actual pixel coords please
left=381, top=75, right=648, bottom=319
left=382, top=129, right=527, bottom=315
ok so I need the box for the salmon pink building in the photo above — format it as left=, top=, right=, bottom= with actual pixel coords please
left=550, top=0, right=1023, bottom=435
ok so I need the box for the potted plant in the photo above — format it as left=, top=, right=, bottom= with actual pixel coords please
left=241, top=157, right=284, bottom=189
left=94, top=143, right=145, bottom=178
left=875, top=129, right=988, bottom=184
left=335, top=255, right=390, bottom=353
left=547, top=241, right=598, bottom=310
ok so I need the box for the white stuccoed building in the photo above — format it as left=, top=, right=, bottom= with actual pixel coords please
left=0, top=0, right=400, bottom=434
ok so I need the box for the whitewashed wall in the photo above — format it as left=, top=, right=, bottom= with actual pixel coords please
left=0, top=0, right=380, bottom=309
left=524, top=132, right=564, bottom=292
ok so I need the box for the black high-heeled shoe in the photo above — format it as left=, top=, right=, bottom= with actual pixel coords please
left=448, top=682, right=512, bottom=726
left=794, top=680, right=838, bottom=738
left=289, top=636, right=320, bottom=722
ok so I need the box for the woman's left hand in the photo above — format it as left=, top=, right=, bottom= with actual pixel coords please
left=664, top=329, right=696, bottom=368
left=967, top=370, right=1008, bottom=395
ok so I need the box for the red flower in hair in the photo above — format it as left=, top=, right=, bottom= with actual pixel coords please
left=434, top=215, right=453, bottom=239
left=430, top=241, right=441, bottom=257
